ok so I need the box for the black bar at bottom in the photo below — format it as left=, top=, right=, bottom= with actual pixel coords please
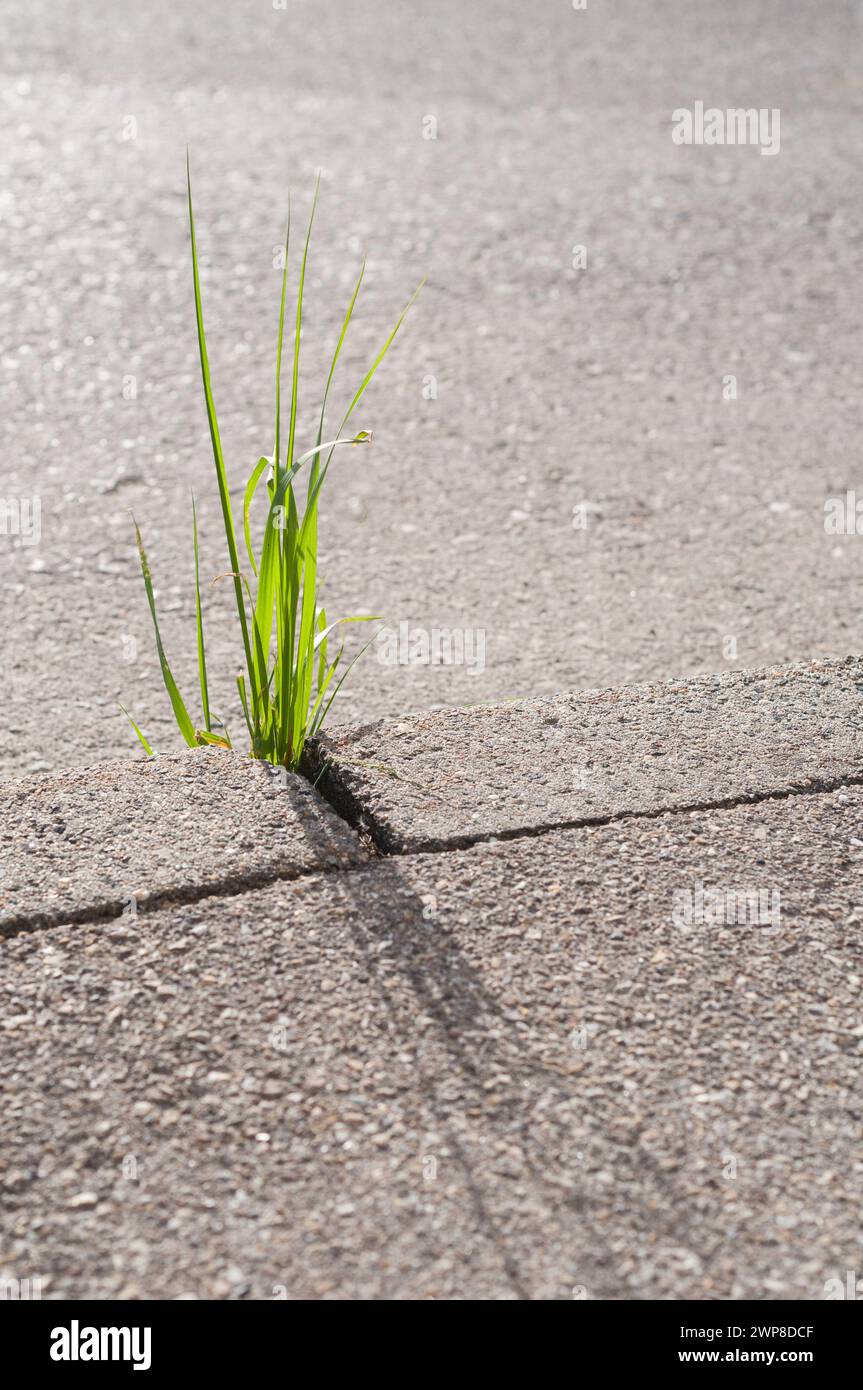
left=5, top=1297, right=860, bottom=1376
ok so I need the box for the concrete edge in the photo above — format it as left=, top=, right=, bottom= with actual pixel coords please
left=305, top=657, right=863, bottom=853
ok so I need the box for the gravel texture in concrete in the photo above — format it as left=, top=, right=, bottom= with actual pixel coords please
left=1, top=785, right=860, bottom=1299
left=308, top=657, right=863, bottom=851
left=0, top=748, right=365, bottom=936
left=2, top=0, right=862, bottom=778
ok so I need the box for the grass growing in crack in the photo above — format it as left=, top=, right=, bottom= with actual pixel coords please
left=123, top=159, right=422, bottom=770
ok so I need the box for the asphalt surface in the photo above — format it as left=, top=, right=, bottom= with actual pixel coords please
left=2, top=0, right=863, bottom=776
left=310, top=657, right=863, bottom=850
left=2, top=784, right=861, bottom=1299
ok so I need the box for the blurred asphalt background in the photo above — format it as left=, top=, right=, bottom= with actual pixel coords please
left=1, top=0, right=862, bottom=775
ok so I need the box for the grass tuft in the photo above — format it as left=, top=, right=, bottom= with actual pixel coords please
left=122, top=159, right=422, bottom=769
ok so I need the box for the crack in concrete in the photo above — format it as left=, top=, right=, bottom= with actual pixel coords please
left=0, top=857, right=363, bottom=943
left=6, top=767, right=863, bottom=941
left=302, top=757, right=863, bottom=856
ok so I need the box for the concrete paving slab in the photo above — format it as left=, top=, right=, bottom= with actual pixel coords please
left=0, top=749, right=365, bottom=936
left=2, top=785, right=860, bottom=1299
left=308, top=658, right=863, bottom=851
left=2, top=1, right=863, bottom=778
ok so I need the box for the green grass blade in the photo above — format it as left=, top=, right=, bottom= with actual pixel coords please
left=133, top=518, right=197, bottom=748
left=298, top=271, right=424, bottom=527
left=208, top=711, right=234, bottom=748
left=186, top=153, right=259, bottom=731
left=334, top=278, right=425, bottom=444
left=236, top=672, right=254, bottom=743
left=306, top=627, right=381, bottom=744
left=243, top=455, right=271, bottom=576
left=310, top=259, right=365, bottom=496
left=191, top=492, right=211, bottom=732
left=294, top=436, right=373, bottom=711
left=195, top=729, right=231, bottom=748
left=118, top=702, right=155, bottom=757
left=253, top=454, right=305, bottom=664
left=313, top=614, right=378, bottom=651
left=299, top=615, right=376, bottom=749
left=285, top=174, right=320, bottom=471
left=299, top=436, right=373, bottom=540
left=295, top=432, right=371, bottom=471
left=276, top=486, right=301, bottom=764
left=315, top=607, right=329, bottom=695
left=274, top=208, right=290, bottom=481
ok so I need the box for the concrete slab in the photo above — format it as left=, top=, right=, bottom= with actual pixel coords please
left=2, top=785, right=860, bottom=1299
left=308, top=658, right=863, bottom=852
left=0, top=749, right=365, bottom=936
